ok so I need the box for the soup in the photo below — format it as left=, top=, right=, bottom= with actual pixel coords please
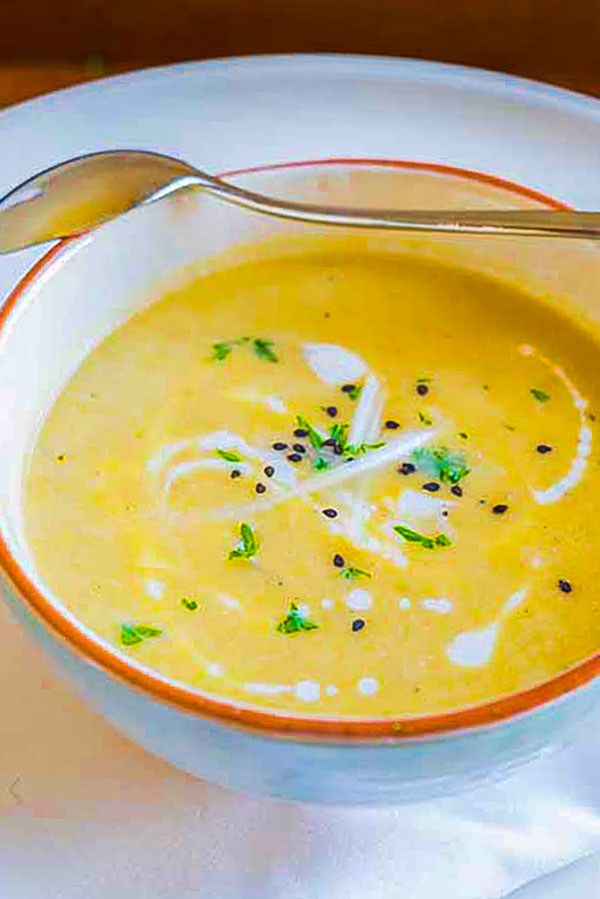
left=24, top=240, right=600, bottom=716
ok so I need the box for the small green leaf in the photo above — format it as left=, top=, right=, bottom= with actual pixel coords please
left=120, top=623, right=162, bottom=646
left=418, top=411, right=433, bottom=426
left=346, top=441, right=385, bottom=456
left=181, top=598, right=198, bottom=611
left=216, top=448, right=242, bottom=463
left=412, top=446, right=470, bottom=485
left=212, top=341, right=232, bottom=361
left=228, top=522, right=258, bottom=560
left=347, top=385, right=362, bottom=401
left=458, top=432, right=468, bottom=440
left=296, top=415, right=325, bottom=449
left=313, top=457, right=331, bottom=471
left=531, top=388, right=550, bottom=403
left=341, top=566, right=372, bottom=580
left=329, top=422, right=350, bottom=453
left=276, top=602, right=319, bottom=634
left=253, top=338, right=278, bottom=362
left=393, top=524, right=451, bottom=550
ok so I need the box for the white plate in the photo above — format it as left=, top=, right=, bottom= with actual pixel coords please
left=1, top=54, right=600, bottom=898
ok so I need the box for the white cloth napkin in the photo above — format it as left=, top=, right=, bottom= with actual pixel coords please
left=2, top=598, right=600, bottom=898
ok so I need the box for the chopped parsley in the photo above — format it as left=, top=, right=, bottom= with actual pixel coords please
left=212, top=341, right=232, bottom=361
left=346, top=441, right=385, bottom=455
left=346, top=385, right=362, bottom=401
left=418, top=411, right=433, bottom=426
left=412, top=445, right=470, bottom=485
left=531, top=388, right=550, bottom=403
left=393, top=524, right=452, bottom=549
left=216, top=448, right=243, bottom=463
left=295, top=415, right=325, bottom=449
left=211, top=336, right=277, bottom=363
left=313, top=457, right=332, bottom=471
left=181, top=598, right=198, bottom=611
left=119, top=623, right=163, bottom=646
left=329, top=422, right=350, bottom=452
left=340, top=566, right=372, bottom=580
left=253, top=338, right=278, bottom=362
left=228, top=522, right=258, bottom=560
left=276, top=602, right=319, bottom=634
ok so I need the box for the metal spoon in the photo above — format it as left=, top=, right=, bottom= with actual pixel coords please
left=1, top=149, right=600, bottom=255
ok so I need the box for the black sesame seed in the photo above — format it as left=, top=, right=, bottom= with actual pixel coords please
left=492, top=503, right=508, bottom=515
left=385, top=420, right=400, bottom=430
left=293, top=443, right=306, bottom=454
left=56, top=454, right=65, bottom=462
left=333, top=553, right=345, bottom=568
left=558, top=579, right=573, bottom=594
left=230, top=469, right=241, bottom=479
left=322, top=508, right=338, bottom=519
left=287, top=453, right=303, bottom=463
left=334, top=444, right=344, bottom=455
left=399, top=462, right=416, bottom=476
left=423, top=482, right=440, bottom=492
left=352, top=618, right=366, bottom=632
left=323, top=437, right=337, bottom=448
left=293, top=428, right=308, bottom=438
left=451, top=485, right=463, bottom=497
left=273, top=442, right=288, bottom=451
left=264, top=465, right=275, bottom=478
left=325, top=406, right=338, bottom=418
left=416, top=383, right=429, bottom=396
left=341, top=384, right=356, bottom=394
left=256, top=483, right=266, bottom=494
left=536, top=444, right=552, bottom=454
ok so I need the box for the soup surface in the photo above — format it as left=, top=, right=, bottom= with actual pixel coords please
left=25, top=242, right=600, bottom=716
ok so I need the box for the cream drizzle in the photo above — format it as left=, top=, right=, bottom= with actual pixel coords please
left=446, top=588, right=527, bottom=668
left=519, top=344, right=592, bottom=505
left=301, top=342, right=367, bottom=385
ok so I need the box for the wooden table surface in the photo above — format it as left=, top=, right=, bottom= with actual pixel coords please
left=1, top=0, right=600, bottom=109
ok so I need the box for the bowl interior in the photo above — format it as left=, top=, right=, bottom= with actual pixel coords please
left=2, top=159, right=600, bottom=721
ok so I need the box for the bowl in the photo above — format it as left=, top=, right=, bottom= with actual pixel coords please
left=2, top=159, right=600, bottom=805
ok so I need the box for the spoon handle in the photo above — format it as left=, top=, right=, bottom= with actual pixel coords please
left=1, top=149, right=600, bottom=254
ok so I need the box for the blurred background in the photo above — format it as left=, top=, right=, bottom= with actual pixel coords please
left=1, top=0, right=599, bottom=108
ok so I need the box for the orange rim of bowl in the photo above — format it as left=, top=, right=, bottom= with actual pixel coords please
left=1, top=157, right=597, bottom=742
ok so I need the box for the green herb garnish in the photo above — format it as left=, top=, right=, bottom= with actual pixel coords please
left=119, top=623, right=163, bottom=646
left=418, top=411, right=433, bottom=426
left=253, top=338, right=278, bottom=363
left=216, top=448, right=243, bottom=463
left=531, top=388, right=550, bottom=403
left=412, top=445, right=470, bottom=485
left=340, top=566, right=372, bottom=580
left=393, top=524, right=452, bottom=549
left=181, top=598, right=198, bottom=611
left=212, top=341, right=232, bottom=361
left=296, top=415, right=325, bottom=449
left=276, top=601, right=319, bottom=634
left=313, top=457, right=332, bottom=471
left=458, top=432, right=468, bottom=440
left=346, top=441, right=385, bottom=456
left=228, top=522, right=258, bottom=560
left=329, top=422, right=350, bottom=452
left=347, top=385, right=362, bottom=401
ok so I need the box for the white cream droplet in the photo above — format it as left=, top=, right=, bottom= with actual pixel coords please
left=218, top=594, right=241, bottom=610
left=345, top=588, right=372, bottom=612
left=326, top=685, right=339, bottom=696
left=321, top=598, right=334, bottom=609
left=144, top=578, right=165, bottom=600
left=447, top=623, right=499, bottom=668
left=295, top=680, right=321, bottom=703
left=297, top=602, right=311, bottom=619
left=243, top=682, right=291, bottom=696
left=358, top=677, right=379, bottom=696
left=421, top=597, right=454, bottom=615
left=206, top=662, right=224, bottom=678
left=397, top=597, right=411, bottom=610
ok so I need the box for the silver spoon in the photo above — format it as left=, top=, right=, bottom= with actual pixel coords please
left=1, top=149, right=600, bottom=255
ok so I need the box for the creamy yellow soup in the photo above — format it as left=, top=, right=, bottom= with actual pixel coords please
left=25, top=241, right=600, bottom=716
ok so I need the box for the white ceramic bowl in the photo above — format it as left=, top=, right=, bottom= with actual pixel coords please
left=2, top=159, right=600, bottom=805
